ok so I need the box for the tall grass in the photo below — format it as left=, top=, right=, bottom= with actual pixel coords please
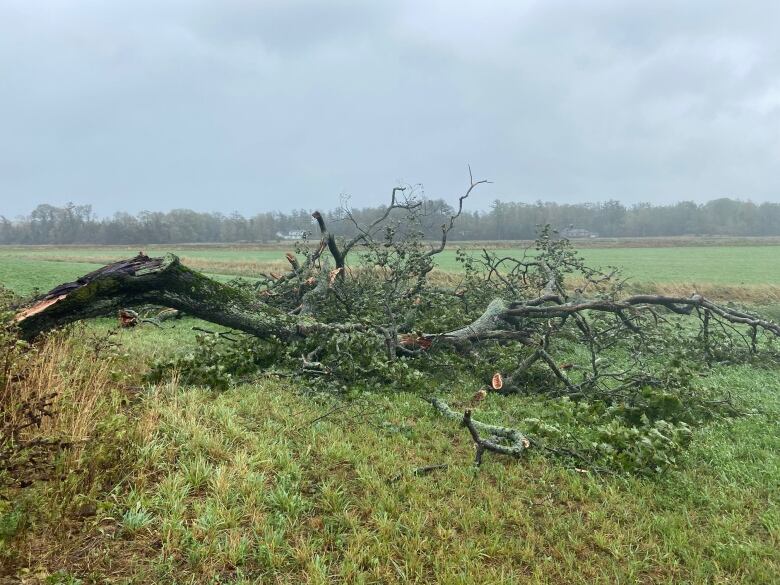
left=1, top=326, right=136, bottom=573
left=2, top=329, right=121, bottom=459
left=1, top=324, right=779, bottom=582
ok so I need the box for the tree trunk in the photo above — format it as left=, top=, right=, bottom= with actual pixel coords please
left=15, top=254, right=302, bottom=340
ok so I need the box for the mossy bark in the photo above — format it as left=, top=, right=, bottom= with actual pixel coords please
left=15, top=254, right=302, bottom=340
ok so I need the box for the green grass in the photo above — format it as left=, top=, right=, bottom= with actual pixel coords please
left=11, top=349, right=778, bottom=582
left=433, top=246, right=780, bottom=285
left=0, top=258, right=103, bottom=296
left=3, top=242, right=780, bottom=291
left=0, top=257, right=248, bottom=297
left=8, top=318, right=777, bottom=583
left=2, top=243, right=780, bottom=582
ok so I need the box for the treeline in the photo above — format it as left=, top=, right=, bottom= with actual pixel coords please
left=1, top=198, right=780, bottom=245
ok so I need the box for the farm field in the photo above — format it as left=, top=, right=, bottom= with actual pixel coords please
left=7, top=2, right=780, bottom=582
left=2, top=241, right=780, bottom=295
left=2, top=240, right=780, bottom=583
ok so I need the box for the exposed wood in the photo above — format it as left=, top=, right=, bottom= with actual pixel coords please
left=15, top=253, right=303, bottom=340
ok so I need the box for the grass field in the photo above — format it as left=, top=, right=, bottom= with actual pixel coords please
left=3, top=319, right=779, bottom=583
left=2, top=241, right=780, bottom=583
left=2, top=241, right=780, bottom=295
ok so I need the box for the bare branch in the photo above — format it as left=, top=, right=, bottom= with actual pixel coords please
left=428, top=397, right=528, bottom=466
left=427, top=166, right=490, bottom=259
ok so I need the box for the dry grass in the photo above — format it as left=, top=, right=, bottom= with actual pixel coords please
left=426, top=269, right=780, bottom=305
left=2, top=330, right=119, bottom=461
left=1, top=327, right=139, bottom=579
left=624, top=282, right=780, bottom=305
left=5, top=254, right=292, bottom=279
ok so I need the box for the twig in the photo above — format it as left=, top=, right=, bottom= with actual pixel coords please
left=428, top=397, right=528, bottom=466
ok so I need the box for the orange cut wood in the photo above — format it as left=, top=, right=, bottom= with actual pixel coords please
left=398, top=334, right=432, bottom=350
left=491, top=372, right=503, bottom=390
left=118, top=309, right=137, bottom=328
left=14, top=294, right=68, bottom=322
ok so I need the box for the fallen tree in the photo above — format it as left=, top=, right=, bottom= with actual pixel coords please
left=12, top=175, right=780, bottom=472
left=16, top=253, right=778, bottom=351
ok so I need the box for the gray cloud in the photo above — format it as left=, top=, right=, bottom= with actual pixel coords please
left=1, top=0, right=778, bottom=217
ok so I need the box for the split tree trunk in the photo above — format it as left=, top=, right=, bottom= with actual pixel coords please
left=14, top=254, right=302, bottom=340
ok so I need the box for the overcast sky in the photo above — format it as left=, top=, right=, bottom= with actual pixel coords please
left=1, top=1, right=779, bottom=217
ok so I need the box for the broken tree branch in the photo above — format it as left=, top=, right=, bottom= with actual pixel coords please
left=428, top=397, right=529, bottom=465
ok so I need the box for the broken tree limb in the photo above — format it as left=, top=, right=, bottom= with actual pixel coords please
left=428, top=397, right=529, bottom=465
left=118, top=307, right=181, bottom=328
left=428, top=299, right=533, bottom=346
left=340, top=187, right=420, bottom=259
left=14, top=255, right=780, bottom=351
left=14, top=253, right=304, bottom=340
left=312, top=211, right=345, bottom=272
left=426, top=167, right=490, bottom=259
left=422, top=293, right=731, bottom=348
left=505, top=294, right=780, bottom=337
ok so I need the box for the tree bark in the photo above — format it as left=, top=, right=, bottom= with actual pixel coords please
left=14, top=254, right=303, bottom=340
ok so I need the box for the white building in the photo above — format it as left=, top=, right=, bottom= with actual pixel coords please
left=275, top=230, right=307, bottom=241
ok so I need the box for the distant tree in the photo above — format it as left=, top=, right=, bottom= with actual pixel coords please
left=2, top=197, right=780, bottom=244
